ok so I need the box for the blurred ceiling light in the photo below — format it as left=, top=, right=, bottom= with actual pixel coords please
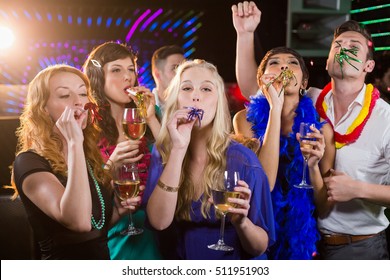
left=0, top=26, right=15, bottom=49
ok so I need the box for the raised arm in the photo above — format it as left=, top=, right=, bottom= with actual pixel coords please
left=257, top=76, right=284, bottom=191
left=232, top=1, right=261, bottom=99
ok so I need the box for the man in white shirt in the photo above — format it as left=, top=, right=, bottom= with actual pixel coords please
left=313, top=20, right=390, bottom=260
left=232, top=1, right=390, bottom=259
left=151, top=45, right=185, bottom=117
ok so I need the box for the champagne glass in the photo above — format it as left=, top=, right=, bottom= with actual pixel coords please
left=113, top=164, right=143, bottom=235
left=122, top=108, right=147, bottom=170
left=208, top=170, right=240, bottom=251
left=294, top=122, right=316, bottom=189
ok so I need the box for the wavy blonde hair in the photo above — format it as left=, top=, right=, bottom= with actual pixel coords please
left=10, top=64, right=109, bottom=197
left=156, top=59, right=232, bottom=221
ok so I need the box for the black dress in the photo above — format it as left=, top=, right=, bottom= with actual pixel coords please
left=13, top=151, right=113, bottom=260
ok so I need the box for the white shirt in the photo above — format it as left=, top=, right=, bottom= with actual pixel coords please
left=152, top=88, right=165, bottom=115
left=317, top=84, right=390, bottom=235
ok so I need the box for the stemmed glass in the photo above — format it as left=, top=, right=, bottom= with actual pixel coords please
left=208, top=170, right=240, bottom=251
left=113, top=164, right=143, bottom=235
left=294, top=122, right=315, bottom=189
left=122, top=108, right=147, bottom=170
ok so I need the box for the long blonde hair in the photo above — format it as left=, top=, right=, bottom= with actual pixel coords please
left=11, top=64, right=109, bottom=196
left=156, top=59, right=232, bottom=220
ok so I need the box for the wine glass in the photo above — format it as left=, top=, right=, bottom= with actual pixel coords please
left=294, top=122, right=316, bottom=189
left=122, top=108, right=147, bottom=170
left=208, top=170, right=240, bottom=251
left=113, top=164, right=143, bottom=235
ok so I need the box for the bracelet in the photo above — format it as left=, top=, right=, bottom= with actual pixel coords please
left=157, top=179, right=179, bottom=192
left=104, top=159, right=113, bottom=170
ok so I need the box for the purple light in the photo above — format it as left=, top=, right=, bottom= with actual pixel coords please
left=126, top=9, right=151, bottom=42
left=140, top=8, right=163, bottom=32
left=24, top=10, right=32, bottom=20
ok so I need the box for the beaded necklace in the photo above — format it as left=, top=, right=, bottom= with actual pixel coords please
left=315, top=82, right=380, bottom=149
left=86, top=160, right=106, bottom=230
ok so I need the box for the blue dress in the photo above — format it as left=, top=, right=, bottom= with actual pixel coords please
left=143, top=141, right=275, bottom=260
left=247, top=95, right=322, bottom=259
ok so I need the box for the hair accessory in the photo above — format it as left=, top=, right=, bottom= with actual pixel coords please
left=157, top=179, right=179, bottom=192
left=334, top=42, right=362, bottom=79
left=91, top=59, right=102, bottom=68
left=184, top=106, right=204, bottom=127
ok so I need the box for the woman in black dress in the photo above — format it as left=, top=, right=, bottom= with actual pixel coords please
left=11, top=64, right=136, bottom=259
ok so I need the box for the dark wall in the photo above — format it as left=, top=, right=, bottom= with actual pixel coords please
left=193, top=0, right=288, bottom=83
left=0, top=117, right=19, bottom=191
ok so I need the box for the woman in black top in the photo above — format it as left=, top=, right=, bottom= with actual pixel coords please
left=11, top=65, right=137, bottom=259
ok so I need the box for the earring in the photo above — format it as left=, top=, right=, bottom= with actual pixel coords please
left=299, top=88, right=306, bottom=96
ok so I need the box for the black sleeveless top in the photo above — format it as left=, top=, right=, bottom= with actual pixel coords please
left=13, top=151, right=112, bottom=260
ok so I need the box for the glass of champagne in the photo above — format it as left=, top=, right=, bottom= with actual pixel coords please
left=113, top=164, right=143, bottom=235
left=122, top=108, right=147, bottom=169
left=294, top=122, right=315, bottom=189
left=208, top=170, right=240, bottom=251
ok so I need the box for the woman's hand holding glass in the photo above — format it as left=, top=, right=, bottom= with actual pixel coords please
left=208, top=171, right=251, bottom=251
left=294, top=122, right=324, bottom=189
left=226, top=178, right=252, bottom=226
left=108, top=140, right=143, bottom=167
left=300, top=126, right=326, bottom=168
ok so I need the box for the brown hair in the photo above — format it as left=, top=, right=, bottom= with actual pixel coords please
left=333, top=20, right=374, bottom=60
left=83, top=42, right=138, bottom=145
left=151, top=45, right=185, bottom=73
